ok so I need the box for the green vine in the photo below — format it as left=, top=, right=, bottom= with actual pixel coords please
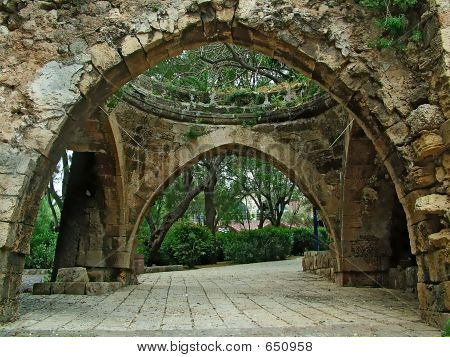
left=181, top=124, right=208, bottom=142
left=358, top=0, right=423, bottom=51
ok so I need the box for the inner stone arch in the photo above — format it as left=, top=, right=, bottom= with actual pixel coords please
left=129, top=141, right=338, bottom=250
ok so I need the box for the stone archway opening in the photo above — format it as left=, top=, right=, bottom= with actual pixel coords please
left=131, top=146, right=333, bottom=270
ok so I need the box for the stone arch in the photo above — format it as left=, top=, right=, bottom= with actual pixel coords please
left=128, top=126, right=339, bottom=249
left=0, top=0, right=448, bottom=324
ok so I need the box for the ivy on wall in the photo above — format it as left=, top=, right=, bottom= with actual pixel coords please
left=358, top=0, right=423, bottom=51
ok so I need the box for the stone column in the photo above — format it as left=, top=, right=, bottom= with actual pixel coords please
left=337, top=126, right=395, bottom=286
left=0, top=250, right=24, bottom=322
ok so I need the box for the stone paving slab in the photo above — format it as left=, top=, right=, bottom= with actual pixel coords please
left=0, top=258, right=441, bottom=337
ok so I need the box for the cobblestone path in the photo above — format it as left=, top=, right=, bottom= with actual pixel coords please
left=0, top=258, right=440, bottom=336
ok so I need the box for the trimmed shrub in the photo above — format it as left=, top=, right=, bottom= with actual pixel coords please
left=161, top=221, right=218, bottom=267
left=291, top=226, right=329, bottom=255
left=219, top=226, right=293, bottom=264
left=442, top=318, right=450, bottom=337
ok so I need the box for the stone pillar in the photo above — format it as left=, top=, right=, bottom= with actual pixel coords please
left=413, top=196, right=450, bottom=327
left=337, top=126, right=395, bottom=286
left=52, top=152, right=100, bottom=280
left=52, top=151, right=132, bottom=283
left=0, top=249, right=24, bottom=323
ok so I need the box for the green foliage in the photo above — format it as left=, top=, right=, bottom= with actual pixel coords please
left=270, top=93, right=286, bottom=109
left=219, top=226, right=293, bottom=264
left=136, top=218, right=151, bottom=264
left=370, top=36, right=393, bottom=50
left=394, top=0, right=418, bottom=11
left=358, top=0, right=421, bottom=50
left=240, top=118, right=259, bottom=128
left=161, top=221, right=218, bottom=267
left=291, top=227, right=329, bottom=256
left=442, top=319, right=450, bottom=337
left=144, top=43, right=321, bottom=103
left=181, top=124, right=208, bottom=142
left=25, top=198, right=58, bottom=269
left=410, top=29, right=422, bottom=43
left=106, top=85, right=129, bottom=109
left=224, top=89, right=253, bottom=106
left=375, top=15, right=408, bottom=37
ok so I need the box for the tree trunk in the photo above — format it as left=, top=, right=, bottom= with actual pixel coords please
left=148, top=183, right=204, bottom=264
left=46, top=190, right=59, bottom=231
left=258, top=210, right=265, bottom=229
left=204, top=171, right=218, bottom=233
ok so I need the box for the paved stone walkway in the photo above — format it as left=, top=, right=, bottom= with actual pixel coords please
left=0, top=258, right=440, bottom=336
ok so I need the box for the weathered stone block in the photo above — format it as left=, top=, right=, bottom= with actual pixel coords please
left=121, top=35, right=148, bottom=78
left=0, top=250, right=25, bottom=274
left=341, top=257, right=390, bottom=272
left=56, top=267, right=89, bottom=283
left=386, top=121, right=409, bottom=145
left=405, top=266, right=418, bottom=291
left=407, top=104, right=445, bottom=136
left=64, top=282, right=86, bottom=295
left=441, top=119, right=450, bottom=146
left=0, top=298, right=19, bottom=323
left=417, top=282, right=449, bottom=312
left=422, top=249, right=448, bottom=283
left=33, top=282, right=51, bottom=295
left=412, top=132, right=445, bottom=161
left=400, top=189, right=429, bottom=225
left=429, top=229, right=450, bottom=250
left=388, top=268, right=406, bottom=290
left=0, top=195, right=21, bottom=222
left=0, top=272, right=22, bottom=299
left=406, top=164, right=436, bottom=189
left=90, top=42, right=122, bottom=74
left=415, top=194, right=450, bottom=215
left=51, top=282, right=65, bottom=294
left=86, top=282, right=121, bottom=295
left=410, top=218, right=441, bottom=254
left=87, top=270, right=105, bottom=282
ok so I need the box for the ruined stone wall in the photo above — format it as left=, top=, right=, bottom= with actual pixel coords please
left=303, top=251, right=419, bottom=292
left=302, top=250, right=336, bottom=282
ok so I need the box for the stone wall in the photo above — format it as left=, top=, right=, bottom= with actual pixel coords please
left=304, top=251, right=418, bottom=292
left=302, top=251, right=336, bottom=282
left=387, top=267, right=418, bottom=292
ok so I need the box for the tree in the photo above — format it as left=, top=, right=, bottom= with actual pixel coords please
left=144, top=42, right=319, bottom=94
left=139, top=154, right=311, bottom=262
left=45, top=150, right=71, bottom=231
left=224, top=156, right=297, bottom=227
left=147, top=157, right=224, bottom=263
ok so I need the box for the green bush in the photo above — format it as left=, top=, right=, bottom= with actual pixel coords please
left=25, top=198, right=58, bottom=269
left=161, top=221, right=218, bottom=267
left=291, top=227, right=329, bottom=255
left=219, top=226, right=293, bottom=264
left=442, top=319, right=450, bottom=337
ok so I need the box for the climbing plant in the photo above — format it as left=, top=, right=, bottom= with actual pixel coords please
left=358, top=0, right=423, bottom=50
left=180, top=124, right=209, bottom=142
